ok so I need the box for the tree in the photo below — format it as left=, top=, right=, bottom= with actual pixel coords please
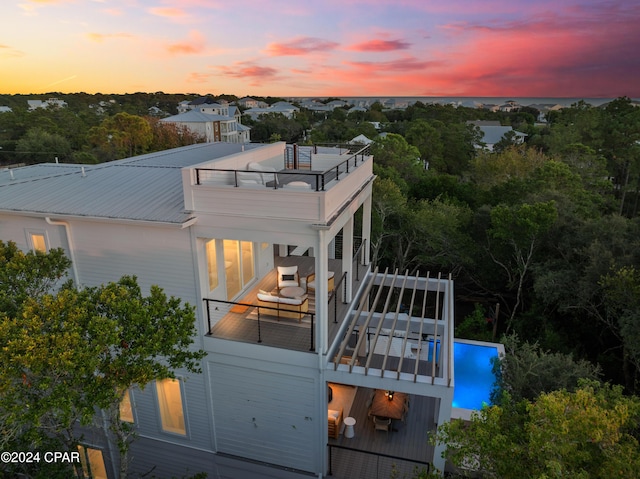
left=405, top=119, right=443, bottom=170
left=88, top=112, right=153, bottom=160
left=601, top=266, right=640, bottom=386
left=0, top=240, right=71, bottom=317
left=0, top=243, right=205, bottom=478
left=432, top=381, right=640, bottom=479
left=492, top=333, right=602, bottom=404
left=16, top=127, right=72, bottom=163
left=488, top=201, right=557, bottom=332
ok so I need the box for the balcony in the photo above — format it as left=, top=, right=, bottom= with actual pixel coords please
left=204, top=241, right=370, bottom=353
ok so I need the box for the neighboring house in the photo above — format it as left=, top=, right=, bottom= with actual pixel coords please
left=0, top=106, right=12, bottom=113
left=161, top=101, right=250, bottom=143
left=244, top=101, right=299, bottom=120
left=498, top=100, right=521, bottom=112
left=467, top=121, right=527, bottom=151
left=27, top=98, right=68, bottom=110
left=348, top=134, right=373, bottom=145
left=237, top=97, right=265, bottom=109
left=0, top=142, right=500, bottom=478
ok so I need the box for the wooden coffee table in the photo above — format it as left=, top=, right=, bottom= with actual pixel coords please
left=279, top=286, right=306, bottom=298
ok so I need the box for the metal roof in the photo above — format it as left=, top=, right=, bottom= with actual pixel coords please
left=0, top=142, right=266, bottom=224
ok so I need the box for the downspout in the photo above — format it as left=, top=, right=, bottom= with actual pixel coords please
left=45, top=217, right=80, bottom=286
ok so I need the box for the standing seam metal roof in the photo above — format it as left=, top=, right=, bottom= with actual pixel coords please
left=0, top=142, right=265, bottom=224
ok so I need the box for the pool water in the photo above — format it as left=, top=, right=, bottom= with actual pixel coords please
left=452, top=340, right=500, bottom=410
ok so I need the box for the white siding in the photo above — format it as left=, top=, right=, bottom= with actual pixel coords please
left=133, top=370, right=214, bottom=451
left=208, top=361, right=320, bottom=473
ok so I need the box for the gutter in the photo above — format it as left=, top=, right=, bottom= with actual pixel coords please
left=45, top=217, right=80, bottom=286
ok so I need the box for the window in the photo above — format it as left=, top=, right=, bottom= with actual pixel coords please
left=223, top=240, right=255, bottom=300
left=206, top=240, right=218, bottom=291
left=120, top=390, right=134, bottom=423
left=156, top=378, right=186, bottom=435
left=77, top=446, right=108, bottom=479
left=27, top=231, right=47, bottom=252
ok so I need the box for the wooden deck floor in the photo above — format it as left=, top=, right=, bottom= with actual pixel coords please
left=327, top=386, right=437, bottom=478
left=208, top=255, right=363, bottom=353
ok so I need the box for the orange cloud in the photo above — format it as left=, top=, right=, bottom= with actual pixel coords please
left=0, top=44, right=24, bottom=58
left=85, top=32, right=133, bottom=43
left=265, top=37, right=339, bottom=56
left=166, top=30, right=206, bottom=55
left=347, top=38, right=411, bottom=52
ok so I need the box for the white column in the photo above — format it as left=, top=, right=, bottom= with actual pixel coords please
left=432, top=390, right=454, bottom=476
left=342, top=216, right=354, bottom=303
left=315, top=229, right=329, bottom=354
left=362, top=194, right=372, bottom=266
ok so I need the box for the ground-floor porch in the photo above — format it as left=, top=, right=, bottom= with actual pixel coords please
left=326, top=383, right=437, bottom=478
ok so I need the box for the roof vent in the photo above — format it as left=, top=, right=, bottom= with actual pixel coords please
left=81, top=166, right=86, bottom=177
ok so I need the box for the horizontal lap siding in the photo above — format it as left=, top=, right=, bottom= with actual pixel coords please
left=133, top=370, right=214, bottom=451
left=209, top=362, right=320, bottom=473
left=70, top=221, right=198, bottom=302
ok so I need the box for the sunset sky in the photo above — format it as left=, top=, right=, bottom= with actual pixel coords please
left=2, top=0, right=639, bottom=98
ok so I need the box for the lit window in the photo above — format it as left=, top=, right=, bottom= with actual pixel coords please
left=30, top=233, right=47, bottom=253
left=77, top=445, right=108, bottom=479
left=156, top=378, right=186, bottom=435
left=120, top=390, right=134, bottom=423
left=223, top=240, right=255, bottom=300
left=206, top=240, right=218, bottom=291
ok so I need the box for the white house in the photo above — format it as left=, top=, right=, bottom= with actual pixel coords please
left=243, top=101, right=299, bottom=120
left=161, top=102, right=250, bottom=143
left=27, top=98, right=68, bottom=110
left=467, top=121, right=527, bottom=151
left=0, top=142, right=495, bottom=478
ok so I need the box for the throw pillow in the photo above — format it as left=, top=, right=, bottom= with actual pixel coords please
left=282, top=274, right=296, bottom=281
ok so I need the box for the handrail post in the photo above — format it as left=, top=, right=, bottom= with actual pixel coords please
left=310, top=313, right=315, bottom=351
left=256, top=308, right=262, bottom=343
left=204, top=298, right=211, bottom=333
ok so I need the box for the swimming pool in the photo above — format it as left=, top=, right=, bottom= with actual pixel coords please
left=452, top=339, right=503, bottom=411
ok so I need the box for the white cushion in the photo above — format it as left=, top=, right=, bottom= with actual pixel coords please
left=278, top=295, right=307, bottom=305
left=257, top=293, right=278, bottom=302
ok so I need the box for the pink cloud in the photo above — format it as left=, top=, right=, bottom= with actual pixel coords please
left=220, top=63, right=279, bottom=79
left=265, top=37, right=339, bottom=56
left=432, top=4, right=640, bottom=96
left=345, top=56, right=443, bottom=72
left=346, top=38, right=411, bottom=52
left=148, top=7, right=189, bottom=18
left=166, top=30, right=206, bottom=55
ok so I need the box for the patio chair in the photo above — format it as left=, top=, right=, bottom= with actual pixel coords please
left=373, top=416, right=391, bottom=434
left=277, top=265, right=300, bottom=291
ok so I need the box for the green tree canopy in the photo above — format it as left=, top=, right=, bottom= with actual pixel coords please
left=0, top=242, right=205, bottom=478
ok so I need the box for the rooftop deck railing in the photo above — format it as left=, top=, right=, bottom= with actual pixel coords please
left=195, top=144, right=371, bottom=191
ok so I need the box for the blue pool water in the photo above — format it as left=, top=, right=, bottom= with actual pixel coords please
left=452, top=341, right=500, bottom=410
